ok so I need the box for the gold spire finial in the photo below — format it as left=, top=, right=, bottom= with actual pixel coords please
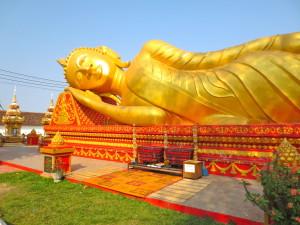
left=276, top=138, right=300, bottom=166
left=42, top=93, right=55, bottom=125
left=12, top=86, right=17, bottom=103
left=30, top=129, right=37, bottom=134
left=50, top=131, right=65, bottom=146
left=50, top=93, right=54, bottom=107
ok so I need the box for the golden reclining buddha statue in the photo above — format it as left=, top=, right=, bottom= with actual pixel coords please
left=57, top=32, right=300, bottom=126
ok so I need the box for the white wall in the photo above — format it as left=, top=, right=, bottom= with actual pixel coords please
left=0, top=125, right=44, bottom=135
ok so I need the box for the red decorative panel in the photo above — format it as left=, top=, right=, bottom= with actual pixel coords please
left=50, top=92, right=116, bottom=126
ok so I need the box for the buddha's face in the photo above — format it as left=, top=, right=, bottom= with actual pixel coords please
left=65, top=50, right=116, bottom=92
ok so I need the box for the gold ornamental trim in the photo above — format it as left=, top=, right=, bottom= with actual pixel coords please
left=40, top=147, right=75, bottom=154
left=73, top=148, right=133, bottom=162
left=206, top=162, right=260, bottom=177
left=45, top=130, right=300, bottom=145
left=46, top=131, right=133, bottom=138
left=64, top=139, right=132, bottom=148
left=197, top=149, right=273, bottom=158
left=44, top=124, right=300, bottom=135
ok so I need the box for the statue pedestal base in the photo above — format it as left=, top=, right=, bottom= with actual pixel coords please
left=3, top=136, right=23, bottom=143
left=43, top=92, right=300, bottom=179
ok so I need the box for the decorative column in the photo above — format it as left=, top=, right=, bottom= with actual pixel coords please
left=192, top=123, right=198, bottom=160
left=132, top=124, right=137, bottom=162
left=163, top=126, right=168, bottom=149
left=2, top=87, right=24, bottom=144
left=163, top=126, right=169, bottom=163
left=40, top=131, right=75, bottom=174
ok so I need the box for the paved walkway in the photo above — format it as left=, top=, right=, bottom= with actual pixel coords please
left=0, top=145, right=264, bottom=225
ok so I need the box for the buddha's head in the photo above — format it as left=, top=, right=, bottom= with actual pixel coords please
left=57, top=46, right=130, bottom=92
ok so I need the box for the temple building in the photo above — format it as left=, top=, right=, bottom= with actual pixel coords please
left=0, top=88, right=46, bottom=136
left=0, top=111, right=45, bottom=135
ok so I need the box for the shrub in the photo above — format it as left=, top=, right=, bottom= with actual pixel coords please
left=241, top=153, right=300, bottom=225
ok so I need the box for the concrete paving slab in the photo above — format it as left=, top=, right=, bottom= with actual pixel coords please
left=181, top=175, right=264, bottom=222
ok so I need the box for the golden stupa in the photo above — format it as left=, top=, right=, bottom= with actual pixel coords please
left=30, top=129, right=37, bottom=134
left=49, top=131, right=65, bottom=146
left=276, top=138, right=300, bottom=166
left=42, top=94, right=55, bottom=125
left=2, top=87, right=25, bottom=143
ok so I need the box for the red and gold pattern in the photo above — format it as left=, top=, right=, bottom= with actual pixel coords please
left=44, top=92, right=300, bottom=179
left=73, top=147, right=133, bottom=162
left=84, top=169, right=182, bottom=198
left=51, top=93, right=77, bottom=125
left=51, top=92, right=116, bottom=126
left=204, top=161, right=262, bottom=179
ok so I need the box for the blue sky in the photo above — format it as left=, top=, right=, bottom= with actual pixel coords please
left=0, top=0, right=299, bottom=112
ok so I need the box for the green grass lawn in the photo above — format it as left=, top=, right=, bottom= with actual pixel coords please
left=0, top=172, right=226, bottom=225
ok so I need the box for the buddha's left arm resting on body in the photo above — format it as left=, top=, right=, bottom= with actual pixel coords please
left=65, top=87, right=167, bottom=126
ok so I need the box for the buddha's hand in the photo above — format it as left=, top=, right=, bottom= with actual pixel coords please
left=64, top=87, right=103, bottom=105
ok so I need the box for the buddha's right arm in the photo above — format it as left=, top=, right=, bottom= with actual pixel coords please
left=138, top=32, right=300, bottom=70
left=65, top=87, right=166, bottom=126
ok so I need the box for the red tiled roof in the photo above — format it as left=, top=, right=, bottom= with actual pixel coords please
left=0, top=110, right=45, bottom=126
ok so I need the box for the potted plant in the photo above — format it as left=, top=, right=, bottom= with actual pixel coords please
left=51, top=158, right=65, bottom=182
left=164, top=160, right=171, bottom=168
left=241, top=151, right=300, bottom=225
